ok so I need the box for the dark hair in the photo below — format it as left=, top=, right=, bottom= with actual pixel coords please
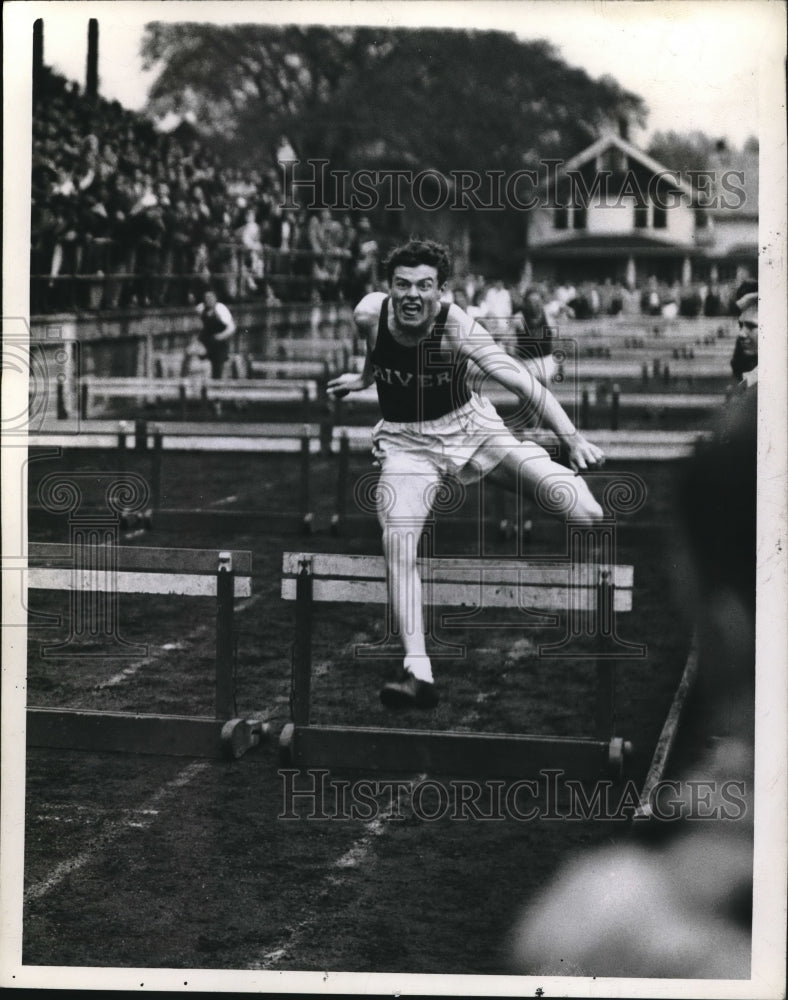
left=734, top=278, right=757, bottom=301
left=733, top=278, right=758, bottom=314
left=385, top=239, right=451, bottom=286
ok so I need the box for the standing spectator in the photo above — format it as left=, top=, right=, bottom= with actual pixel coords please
left=134, top=202, right=166, bottom=306
left=451, top=287, right=483, bottom=322
left=608, top=280, right=625, bottom=316
left=163, top=198, right=196, bottom=305
left=704, top=281, right=724, bottom=317
left=480, top=277, right=513, bottom=343
left=729, top=280, right=758, bottom=387
left=511, top=287, right=558, bottom=385
left=196, top=289, right=236, bottom=379
left=555, top=278, right=577, bottom=313
left=237, top=206, right=264, bottom=294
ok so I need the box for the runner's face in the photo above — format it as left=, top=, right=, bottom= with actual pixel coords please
left=390, top=265, right=443, bottom=331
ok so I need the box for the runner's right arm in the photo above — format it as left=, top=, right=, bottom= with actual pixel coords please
left=327, top=292, right=384, bottom=398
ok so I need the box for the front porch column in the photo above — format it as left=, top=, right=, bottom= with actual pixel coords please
left=625, top=255, right=637, bottom=289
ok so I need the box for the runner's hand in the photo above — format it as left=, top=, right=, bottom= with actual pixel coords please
left=566, top=434, right=605, bottom=472
left=327, top=372, right=367, bottom=399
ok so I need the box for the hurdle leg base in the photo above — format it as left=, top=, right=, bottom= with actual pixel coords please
left=279, top=721, right=295, bottom=766
left=220, top=717, right=271, bottom=760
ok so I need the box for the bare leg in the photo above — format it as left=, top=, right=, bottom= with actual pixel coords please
left=484, top=442, right=603, bottom=524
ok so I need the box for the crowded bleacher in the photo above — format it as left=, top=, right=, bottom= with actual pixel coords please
left=31, top=67, right=380, bottom=313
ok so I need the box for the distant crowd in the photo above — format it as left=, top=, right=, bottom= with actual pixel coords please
left=446, top=273, right=739, bottom=325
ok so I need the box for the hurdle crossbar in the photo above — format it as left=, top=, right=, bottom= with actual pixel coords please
left=79, top=375, right=319, bottom=419
left=280, top=551, right=636, bottom=779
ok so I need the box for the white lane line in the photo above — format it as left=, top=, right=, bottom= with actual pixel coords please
left=96, top=659, right=154, bottom=689
left=24, top=761, right=208, bottom=904
left=91, top=593, right=259, bottom=689
left=251, top=777, right=423, bottom=970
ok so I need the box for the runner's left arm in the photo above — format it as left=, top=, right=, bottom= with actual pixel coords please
left=446, top=304, right=604, bottom=471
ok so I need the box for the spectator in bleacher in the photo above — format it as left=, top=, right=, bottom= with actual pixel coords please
left=237, top=205, right=265, bottom=294
left=160, top=197, right=194, bottom=305
left=196, top=289, right=236, bottom=379
left=347, top=216, right=380, bottom=302
left=134, top=202, right=167, bottom=306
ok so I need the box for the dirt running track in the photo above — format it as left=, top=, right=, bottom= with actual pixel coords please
left=23, top=450, right=696, bottom=974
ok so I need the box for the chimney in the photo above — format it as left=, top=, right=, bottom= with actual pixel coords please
left=86, top=18, right=99, bottom=101
left=33, top=19, right=43, bottom=98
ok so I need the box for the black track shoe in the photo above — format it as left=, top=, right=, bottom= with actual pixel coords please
left=380, top=670, right=438, bottom=710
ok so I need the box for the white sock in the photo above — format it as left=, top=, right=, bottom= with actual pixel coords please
left=404, top=655, right=433, bottom=684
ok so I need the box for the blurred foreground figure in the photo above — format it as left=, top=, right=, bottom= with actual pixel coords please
left=510, top=391, right=757, bottom=979
left=729, top=279, right=759, bottom=387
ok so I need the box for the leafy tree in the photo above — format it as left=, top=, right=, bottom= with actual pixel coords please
left=143, top=24, right=645, bottom=172
left=646, top=130, right=724, bottom=175
left=141, top=23, right=647, bottom=276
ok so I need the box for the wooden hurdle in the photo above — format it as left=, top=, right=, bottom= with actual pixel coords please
left=332, top=382, right=726, bottom=432
left=79, top=375, right=319, bottom=420
left=330, top=425, right=710, bottom=463
left=26, top=542, right=268, bottom=759
left=28, top=419, right=323, bottom=535
left=279, top=544, right=639, bottom=779
left=269, top=338, right=352, bottom=371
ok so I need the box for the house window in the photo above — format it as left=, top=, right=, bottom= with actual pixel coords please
left=554, top=206, right=568, bottom=230
left=573, top=206, right=587, bottom=230
left=653, top=205, right=667, bottom=229
left=695, top=208, right=709, bottom=228
left=633, top=203, right=649, bottom=229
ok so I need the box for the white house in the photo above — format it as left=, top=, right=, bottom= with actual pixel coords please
left=525, top=132, right=757, bottom=288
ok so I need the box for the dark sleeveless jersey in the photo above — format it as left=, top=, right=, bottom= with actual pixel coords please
left=200, top=308, right=228, bottom=347
left=371, top=298, right=471, bottom=421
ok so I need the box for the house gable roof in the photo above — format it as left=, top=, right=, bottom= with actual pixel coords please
left=557, top=131, right=697, bottom=200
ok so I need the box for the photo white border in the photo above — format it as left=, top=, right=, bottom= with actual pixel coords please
left=2, top=2, right=786, bottom=996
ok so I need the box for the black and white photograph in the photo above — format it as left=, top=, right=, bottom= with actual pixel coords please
left=2, top=1, right=786, bottom=995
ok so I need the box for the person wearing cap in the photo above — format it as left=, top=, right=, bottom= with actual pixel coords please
left=729, top=279, right=758, bottom=388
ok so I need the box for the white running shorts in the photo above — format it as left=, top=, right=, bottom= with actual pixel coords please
left=371, top=392, right=551, bottom=484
